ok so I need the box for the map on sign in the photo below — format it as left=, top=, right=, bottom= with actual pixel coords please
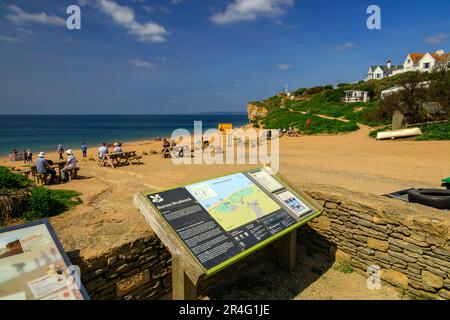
left=186, top=173, right=281, bottom=231
left=145, top=168, right=320, bottom=272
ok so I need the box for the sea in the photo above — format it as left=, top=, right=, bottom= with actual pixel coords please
left=0, top=114, right=248, bottom=156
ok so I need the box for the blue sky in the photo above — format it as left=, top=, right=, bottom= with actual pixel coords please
left=0, top=0, right=449, bottom=114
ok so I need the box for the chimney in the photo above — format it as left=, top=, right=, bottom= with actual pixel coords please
left=436, top=49, right=445, bottom=56
left=386, top=59, right=392, bottom=69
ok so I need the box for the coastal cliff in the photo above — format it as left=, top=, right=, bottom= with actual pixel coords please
left=247, top=103, right=268, bottom=122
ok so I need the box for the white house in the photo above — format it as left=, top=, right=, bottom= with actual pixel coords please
left=341, top=90, right=369, bottom=103
left=366, top=61, right=403, bottom=80
left=399, top=50, right=449, bottom=73
left=366, top=49, right=449, bottom=81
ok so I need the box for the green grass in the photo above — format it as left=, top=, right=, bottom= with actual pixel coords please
left=332, top=262, right=353, bottom=274
left=252, top=71, right=440, bottom=131
left=369, top=122, right=450, bottom=141
left=286, top=92, right=383, bottom=127
left=0, top=166, right=32, bottom=194
left=416, top=122, right=450, bottom=141
left=23, top=188, right=82, bottom=221
left=50, top=189, right=83, bottom=209
left=368, top=126, right=391, bottom=139
left=261, top=108, right=360, bottom=134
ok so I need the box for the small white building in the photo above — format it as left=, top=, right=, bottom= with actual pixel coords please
left=381, top=81, right=432, bottom=99
left=341, top=90, right=369, bottom=103
left=367, top=60, right=403, bottom=80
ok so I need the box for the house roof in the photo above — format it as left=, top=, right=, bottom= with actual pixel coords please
left=407, top=53, right=426, bottom=63
left=430, top=53, right=450, bottom=61
left=381, top=65, right=403, bottom=73
left=369, top=65, right=403, bottom=74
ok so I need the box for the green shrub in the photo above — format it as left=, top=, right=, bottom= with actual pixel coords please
left=0, top=166, right=32, bottom=193
left=23, top=188, right=82, bottom=221
left=24, top=188, right=62, bottom=220
left=416, top=122, right=450, bottom=140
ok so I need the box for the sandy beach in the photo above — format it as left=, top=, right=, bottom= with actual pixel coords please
left=3, top=126, right=450, bottom=257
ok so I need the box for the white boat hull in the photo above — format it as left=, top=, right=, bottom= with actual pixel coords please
left=376, top=128, right=422, bottom=140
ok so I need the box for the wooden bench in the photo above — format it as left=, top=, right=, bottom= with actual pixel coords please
left=35, top=173, right=51, bottom=187
left=66, top=167, right=80, bottom=181
left=17, top=169, right=32, bottom=178
left=127, top=155, right=142, bottom=165
left=162, top=147, right=173, bottom=158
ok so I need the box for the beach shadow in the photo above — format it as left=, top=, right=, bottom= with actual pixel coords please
left=207, top=227, right=336, bottom=300
left=73, top=175, right=93, bottom=180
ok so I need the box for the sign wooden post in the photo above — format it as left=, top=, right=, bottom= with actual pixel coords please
left=133, top=168, right=322, bottom=300
left=172, top=254, right=198, bottom=300
left=278, top=231, right=297, bottom=272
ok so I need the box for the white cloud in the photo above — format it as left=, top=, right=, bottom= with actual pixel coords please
left=0, top=35, right=22, bottom=43
left=425, top=33, right=448, bottom=44
left=170, top=0, right=183, bottom=4
left=5, top=4, right=66, bottom=26
left=211, top=0, right=294, bottom=25
left=277, top=64, right=293, bottom=70
left=96, top=0, right=169, bottom=43
left=129, top=59, right=152, bottom=69
left=142, top=5, right=155, bottom=13
left=336, top=42, right=355, bottom=51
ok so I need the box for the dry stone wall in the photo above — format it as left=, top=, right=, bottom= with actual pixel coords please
left=63, top=182, right=449, bottom=300
left=67, top=235, right=172, bottom=300
left=297, top=183, right=450, bottom=300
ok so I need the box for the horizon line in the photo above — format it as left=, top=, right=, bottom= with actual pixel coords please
left=0, top=112, right=248, bottom=116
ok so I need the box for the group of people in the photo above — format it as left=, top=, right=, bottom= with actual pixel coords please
left=11, top=140, right=127, bottom=184
left=36, top=149, right=78, bottom=184
left=97, top=142, right=123, bottom=160
left=10, top=149, right=33, bottom=163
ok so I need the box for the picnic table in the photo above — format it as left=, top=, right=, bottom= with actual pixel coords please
left=99, top=151, right=142, bottom=168
left=161, top=146, right=174, bottom=158
left=22, top=160, right=70, bottom=185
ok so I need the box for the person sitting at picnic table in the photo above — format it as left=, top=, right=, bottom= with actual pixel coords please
left=81, top=143, right=87, bottom=158
left=98, top=142, right=109, bottom=160
left=36, top=152, right=57, bottom=184
left=57, top=144, right=65, bottom=160
left=61, top=149, right=77, bottom=182
left=114, top=142, right=123, bottom=153
left=161, top=138, right=171, bottom=158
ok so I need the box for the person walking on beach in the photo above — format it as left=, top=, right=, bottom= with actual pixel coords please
left=23, top=150, right=27, bottom=163
left=98, top=142, right=109, bottom=160
left=26, top=149, right=33, bottom=162
left=61, top=149, right=77, bottom=182
left=57, top=144, right=64, bottom=160
left=36, top=152, right=57, bottom=184
left=81, top=143, right=87, bottom=158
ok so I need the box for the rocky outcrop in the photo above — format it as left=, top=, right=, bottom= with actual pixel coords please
left=247, top=103, right=268, bottom=122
